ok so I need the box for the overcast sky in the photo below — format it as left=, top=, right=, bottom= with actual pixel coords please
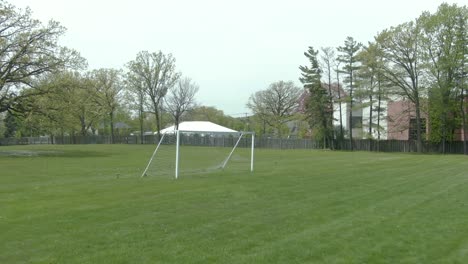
left=14, top=0, right=467, bottom=116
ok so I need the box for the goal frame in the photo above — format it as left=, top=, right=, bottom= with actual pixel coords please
left=141, top=130, right=255, bottom=179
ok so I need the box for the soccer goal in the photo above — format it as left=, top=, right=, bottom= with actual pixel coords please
left=141, top=130, right=255, bottom=178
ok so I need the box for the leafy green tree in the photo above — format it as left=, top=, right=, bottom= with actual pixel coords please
left=126, top=51, right=180, bottom=140
left=356, top=42, right=389, bottom=139
left=377, top=21, right=425, bottom=152
left=247, top=81, right=302, bottom=138
left=337, top=36, right=362, bottom=149
left=184, top=106, right=244, bottom=131
left=334, top=61, right=345, bottom=140
left=0, top=1, right=84, bottom=114
left=124, top=72, right=147, bottom=142
left=456, top=12, right=468, bottom=154
left=320, top=47, right=337, bottom=142
left=6, top=74, right=74, bottom=138
left=89, top=69, right=123, bottom=143
left=26, top=72, right=100, bottom=138
left=419, top=4, right=468, bottom=152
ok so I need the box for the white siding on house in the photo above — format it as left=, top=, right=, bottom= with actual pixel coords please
left=333, top=101, right=388, bottom=139
left=333, top=102, right=348, bottom=130
left=362, top=100, right=388, bottom=140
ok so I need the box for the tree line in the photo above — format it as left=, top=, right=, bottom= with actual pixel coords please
left=0, top=1, right=247, bottom=142
left=1, top=2, right=467, bottom=155
left=247, top=3, right=467, bottom=154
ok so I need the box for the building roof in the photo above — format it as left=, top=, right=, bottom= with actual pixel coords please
left=159, top=121, right=238, bottom=134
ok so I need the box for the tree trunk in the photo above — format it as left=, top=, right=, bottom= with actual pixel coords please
left=442, top=111, right=447, bottom=154
left=139, top=92, right=144, bottom=144
left=322, top=108, right=328, bottom=149
left=368, top=76, right=374, bottom=137
left=263, top=119, right=266, bottom=136
left=377, top=78, right=382, bottom=152
left=109, top=111, right=114, bottom=144
left=349, top=67, right=354, bottom=151
left=369, top=94, right=373, bottom=137
left=414, top=34, right=422, bottom=153
left=139, top=111, right=144, bottom=144
left=415, top=96, right=423, bottom=153
left=154, top=103, right=161, bottom=142
left=60, top=127, right=64, bottom=145
left=80, top=115, right=87, bottom=136
left=174, top=109, right=182, bottom=130
left=461, top=18, right=467, bottom=155
left=327, top=66, right=334, bottom=149
left=175, top=114, right=180, bottom=130
left=337, top=71, right=344, bottom=141
left=461, top=85, right=467, bottom=155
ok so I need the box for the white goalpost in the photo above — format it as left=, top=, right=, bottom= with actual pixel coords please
left=141, top=130, right=255, bottom=179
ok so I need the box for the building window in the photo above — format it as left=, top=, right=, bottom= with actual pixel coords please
left=409, top=118, right=426, bottom=140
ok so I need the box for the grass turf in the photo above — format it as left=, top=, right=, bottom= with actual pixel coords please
left=1, top=144, right=468, bottom=263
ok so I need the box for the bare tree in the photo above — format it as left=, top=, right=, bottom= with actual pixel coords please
left=126, top=51, right=180, bottom=140
left=247, top=81, right=302, bottom=137
left=165, top=77, right=199, bottom=129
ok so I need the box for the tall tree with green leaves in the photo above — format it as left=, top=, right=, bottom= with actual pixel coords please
left=356, top=42, right=388, bottom=139
left=126, top=51, right=180, bottom=140
left=377, top=21, right=425, bottom=152
left=124, top=71, right=146, bottom=143
left=185, top=106, right=244, bottom=132
left=456, top=12, right=468, bottom=154
left=89, top=69, right=123, bottom=143
left=300, top=47, right=332, bottom=147
left=334, top=61, right=345, bottom=140
left=337, top=36, right=362, bottom=149
left=320, top=47, right=336, bottom=143
left=247, top=81, right=302, bottom=138
left=14, top=71, right=99, bottom=138
left=0, top=1, right=84, bottom=114
left=419, top=3, right=468, bottom=153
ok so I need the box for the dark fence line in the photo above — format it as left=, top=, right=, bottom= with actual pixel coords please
left=0, top=135, right=466, bottom=154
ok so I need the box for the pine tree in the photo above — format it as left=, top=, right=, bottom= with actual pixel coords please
left=299, top=47, right=333, bottom=147
left=338, top=37, right=362, bottom=150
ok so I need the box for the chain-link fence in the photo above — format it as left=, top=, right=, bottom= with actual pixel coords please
left=1, top=135, right=466, bottom=154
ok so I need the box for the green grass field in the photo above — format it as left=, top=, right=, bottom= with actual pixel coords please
left=1, top=145, right=468, bottom=263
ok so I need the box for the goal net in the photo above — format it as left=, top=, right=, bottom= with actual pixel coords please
left=141, top=130, right=254, bottom=178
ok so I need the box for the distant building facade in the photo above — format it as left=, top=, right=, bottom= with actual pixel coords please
left=299, top=85, right=467, bottom=141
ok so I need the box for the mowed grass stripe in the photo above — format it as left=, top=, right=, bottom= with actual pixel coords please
left=225, top=154, right=466, bottom=262
left=1, top=145, right=468, bottom=263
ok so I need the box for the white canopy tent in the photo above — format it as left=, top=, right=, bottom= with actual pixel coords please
left=143, top=121, right=255, bottom=179
left=158, top=121, right=238, bottom=134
